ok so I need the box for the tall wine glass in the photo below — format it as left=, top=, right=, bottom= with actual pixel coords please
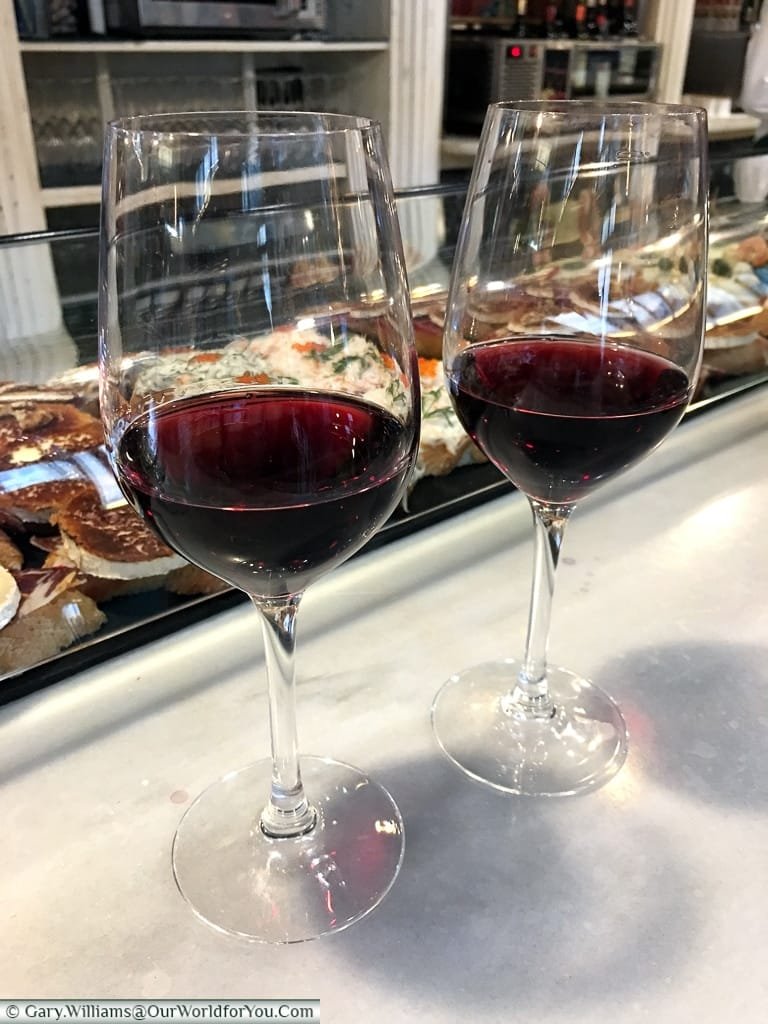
left=99, top=112, right=420, bottom=941
left=432, top=102, right=708, bottom=796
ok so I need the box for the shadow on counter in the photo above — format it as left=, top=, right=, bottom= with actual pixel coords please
left=601, top=640, right=768, bottom=811
left=335, top=753, right=702, bottom=1016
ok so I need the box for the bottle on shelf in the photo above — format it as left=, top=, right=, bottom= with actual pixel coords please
left=585, top=0, right=599, bottom=37
left=573, top=1, right=589, bottom=38
left=595, top=0, right=611, bottom=37
left=620, top=0, right=638, bottom=36
left=544, top=1, right=566, bottom=37
left=511, top=0, right=529, bottom=36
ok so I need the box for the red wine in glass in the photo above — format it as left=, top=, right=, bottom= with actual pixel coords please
left=448, top=336, right=692, bottom=506
left=118, top=388, right=414, bottom=598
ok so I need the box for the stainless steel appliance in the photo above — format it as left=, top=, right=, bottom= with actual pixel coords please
left=90, top=0, right=326, bottom=37
left=443, top=35, right=662, bottom=136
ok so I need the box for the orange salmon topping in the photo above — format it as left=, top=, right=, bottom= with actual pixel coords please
left=234, top=372, right=270, bottom=385
left=292, top=341, right=325, bottom=354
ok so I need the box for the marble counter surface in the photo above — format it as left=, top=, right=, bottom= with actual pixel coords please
left=1, top=388, right=767, bottom=1022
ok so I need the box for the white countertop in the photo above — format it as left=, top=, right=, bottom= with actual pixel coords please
left=708, top=112, right=761, bottom=139
left=1, top=388, right=768, bottom=1020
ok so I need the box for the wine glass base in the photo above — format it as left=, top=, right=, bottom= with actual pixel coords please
left=431, top=660, right=628, bottom=797
left=172, top=756, right=404, bottom=943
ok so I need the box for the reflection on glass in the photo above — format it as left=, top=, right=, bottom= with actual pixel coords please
left=432, top=101, right=708, bottom=797
left=100, top=111, right=420, bottom=942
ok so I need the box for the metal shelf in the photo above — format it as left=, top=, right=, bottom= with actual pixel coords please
left=42, top=185, right=101, bottom=208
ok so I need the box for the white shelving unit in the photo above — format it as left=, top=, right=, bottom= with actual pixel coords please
left=0, top=0, right=65, bottom=359
left=1, top=0, right=449, bottom=228
left=28, top=39, right=393, bottom=212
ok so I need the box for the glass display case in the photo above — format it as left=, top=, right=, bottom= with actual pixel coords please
left=1, top=169, right=767, bottom=701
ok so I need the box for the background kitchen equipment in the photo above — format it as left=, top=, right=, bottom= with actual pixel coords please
left=443, top=35, right=661, bottom=136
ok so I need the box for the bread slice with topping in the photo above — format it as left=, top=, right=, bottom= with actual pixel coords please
left=52, top=489, right=186, bottom=581
left=0, top=567, right=105, bottom=674
left=38, top=484, right=226, bottom=600
left=43, top=489, right=185, bottom=600
left=0, top=479, right=98, bottom=527
left=704, top=307, right=768, bottom=376
left=166, top=563, right=229, bottom=597
left=415, top=357, right=483, bottom=482
left=0, top=400, right=103, bottom=471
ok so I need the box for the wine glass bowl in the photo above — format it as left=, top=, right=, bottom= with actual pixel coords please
left=99, top=112, right=419, bottom=940
left=432, top=102, right=708, bottom=796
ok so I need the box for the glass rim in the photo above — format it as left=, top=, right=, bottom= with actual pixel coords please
left=489, top=99, right=708, bottom=120
left=105, top=109, right=381, bottom=138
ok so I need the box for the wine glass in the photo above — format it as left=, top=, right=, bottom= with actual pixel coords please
left=99, top=112, right=420, bottom=941
left=432, top=101, right=708, bottom=796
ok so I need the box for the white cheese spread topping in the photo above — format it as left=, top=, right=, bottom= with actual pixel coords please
left=0, top=566, right=21, bottom=630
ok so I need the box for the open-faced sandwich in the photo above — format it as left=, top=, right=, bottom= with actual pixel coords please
left=0, top=563, right=105, bottom=675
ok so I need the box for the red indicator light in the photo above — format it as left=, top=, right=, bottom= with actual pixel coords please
left=507, top=45, right=523, bottom=58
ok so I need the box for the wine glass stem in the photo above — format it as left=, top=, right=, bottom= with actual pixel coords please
left=508, top=500, right=573, bottom=716
left=252, top=595, right=317, bottom=839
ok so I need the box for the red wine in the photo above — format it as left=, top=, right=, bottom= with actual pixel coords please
left=117, top=389, right=416, bottom=598
left=448, top=337, right=691, bottom=505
